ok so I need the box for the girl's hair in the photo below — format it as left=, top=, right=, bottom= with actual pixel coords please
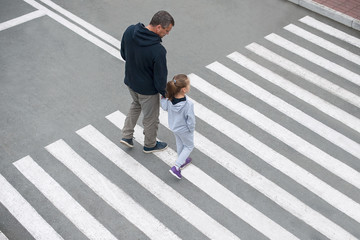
left=166, top=74, right=189, bottom=101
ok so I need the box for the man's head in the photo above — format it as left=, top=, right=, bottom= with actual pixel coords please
left=148, top=10, right=174, bottom=38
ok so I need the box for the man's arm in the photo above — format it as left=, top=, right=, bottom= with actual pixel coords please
left=153, top=49, right=168, bottom=97
left=120, top=37, right=126, bottom=61
left=120, top=27, right=129, bottom=61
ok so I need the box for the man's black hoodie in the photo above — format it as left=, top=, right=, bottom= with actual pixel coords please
left=120, top=23, right=167, bottom=97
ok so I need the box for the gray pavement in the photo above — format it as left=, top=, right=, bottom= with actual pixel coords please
left=1, top=0, right=360, bottom=239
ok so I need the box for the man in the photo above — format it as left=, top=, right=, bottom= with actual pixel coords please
left=120, top=10, right=174, bottom=153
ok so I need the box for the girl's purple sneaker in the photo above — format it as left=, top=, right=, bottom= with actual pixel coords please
left=169, top=166, right=182, bottom=179
left=180, top=157, right=192, bottom=170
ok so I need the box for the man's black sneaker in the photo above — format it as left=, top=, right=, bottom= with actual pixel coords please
left=120, top=138, right=134, bottom=148
left=143, top=141, right=168, bottom=153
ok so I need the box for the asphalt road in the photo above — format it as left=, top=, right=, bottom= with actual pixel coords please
left=1, top=0, right=360, bottom=239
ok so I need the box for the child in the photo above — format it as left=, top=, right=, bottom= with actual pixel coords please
left=161, top=74, right=195, bottom=179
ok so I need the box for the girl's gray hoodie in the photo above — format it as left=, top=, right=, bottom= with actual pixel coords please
left=161, top=97, right=195, bottom=134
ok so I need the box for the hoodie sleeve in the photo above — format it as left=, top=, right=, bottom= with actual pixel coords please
left=120, top=29, right=127, bottom=61
left=153, top=48, right=168, bottom=97
left=160, top=97, right=168, bottom=111
left=186, top=101, right=196, bottom=132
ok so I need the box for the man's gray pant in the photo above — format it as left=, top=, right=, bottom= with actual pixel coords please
left=122, top=87, right=160, bottom=148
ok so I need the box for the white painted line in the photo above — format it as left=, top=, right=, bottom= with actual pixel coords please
left=13, top=156, right=117, bottom=240
left=108, top=109, right=360, bottom=238
left=45, top=139, right=180, bottom=240
left=0, top=174, right=64, bottom=240
left=181, top=98, right=357, bottom=239
left=246, top=42, right=360, bottom=108
left=0, top=231, right=9, bottom=240
left=191, top=72, right=360, bottom=193
left=228, top=51, right=360, bottom=134
left=210, top=56, right=360, bottom=161
left=265, top=33, right=360, bottom=86
left=284, top=24, right=360, bottom=66
left=76, top=125, right=240, bottom=240
left=39, top=0, right=120, bottom=49
left=300, top=16, right=360, bottom=48
left=0, top=10, right=45, bottom=32
left=23, top=0, right=123, bottom=61
left=106, top=111, right=298, bottom=240
left=158, top=109, right=356, bottom=240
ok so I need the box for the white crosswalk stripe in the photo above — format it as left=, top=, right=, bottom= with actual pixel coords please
left=206, top=59, right=360, bottom=161
left=182, top=96, right=358, bottom=239
left=0, top=174, right=64, bottom=240
left=299, top=16, right=360, bottom=48
left=265, top=33, right=360, bottom=86
left=3, top=14, right=360, bottom=240
left=0, top=231, right=9, bottom=240
left=46, top=139, right=180, bottom=240
left=228, top=51, right=360, bottom=134
left=284, top=24, right=360, bottom=65
left=106, top=111, right=299, bottom=240
left=76, top=124, right=240, bottom=240
left=190, top=72, right=360, bottom=191
left=13, top=156, right=117, bottom=240
left=246, top=43, right=360, bottom=109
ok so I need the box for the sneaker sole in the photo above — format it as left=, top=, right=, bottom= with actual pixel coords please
left=120, top=140, right=134, bottom=148
left=143, top=145, right=168, bottom=153
left=169, top=169, right=181, bottom=179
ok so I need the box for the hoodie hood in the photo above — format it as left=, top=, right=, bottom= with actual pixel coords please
left=160, top=97, right=195, bottom=133
left=133, top=23, right=162, bottom=47
left=170, top=100, right=187, bottom=112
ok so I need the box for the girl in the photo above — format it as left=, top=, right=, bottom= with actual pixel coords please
left=161, top=74, right=195, bottom=179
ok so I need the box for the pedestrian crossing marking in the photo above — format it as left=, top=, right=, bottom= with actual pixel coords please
left=190, top=72, right=360, bottom=191
left=2, top=10, right=360, bottom=239
left=76, top=124, right=241, bottom=240
left=13, top=156, right=117, bottom=240
left=246, top=43, right=360, bottom=108
left=265, top=33, right=360, bottom=86
left=46, top=139, right=180, bottom=240
left=160, top=108, right=359, bottom=238
left=0, top=174, right=64, bottom=240
left=186, top=95, right=360, bottom=224
left=228, top=51, right=360, bottom=134
left=284, top=24, right=360, bottom=65
left=207, top=58, right=360, bottom=160
left=0, top=231, right=9, bottom=240
left=107, top=110, right=299, bottom=240
left=300, top=16, right=360, bottom=48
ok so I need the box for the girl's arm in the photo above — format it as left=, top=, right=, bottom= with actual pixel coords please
left=160, top=97, right=168, bottom=111
left=186, top=102, right=196, bottom=132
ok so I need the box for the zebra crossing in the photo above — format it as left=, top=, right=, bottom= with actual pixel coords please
left=1, top=12, right=360, bottom=240
left=0, top=232, right=9, bottom=240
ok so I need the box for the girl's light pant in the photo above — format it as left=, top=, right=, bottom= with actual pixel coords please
left=174, top=131, right=194, bottom=168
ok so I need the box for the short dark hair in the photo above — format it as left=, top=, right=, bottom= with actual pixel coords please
left=149, top=10, right=175, bottom=28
